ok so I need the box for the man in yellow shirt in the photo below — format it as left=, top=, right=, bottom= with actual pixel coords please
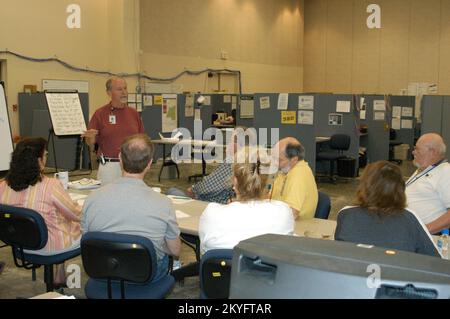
left=271, top=137, right=318, bottom=220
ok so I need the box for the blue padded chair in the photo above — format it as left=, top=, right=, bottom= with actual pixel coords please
left=314, top=191, right=331, bottom=220
left=316, top=134, right=351, bottom=182
left=0, top=204, right=80, bottom=292
left=199, top=249, right=233, bottom=299
left=81, top=232, right=175, bottom=299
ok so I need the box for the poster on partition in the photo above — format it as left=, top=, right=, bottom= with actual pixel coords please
left=298, top=96, right=314, bottom=110
left=162, top=94, right=178, bottom=133
left=281, top=111, right=296, bottom=124
left=298, top=111, right=314, bottom=125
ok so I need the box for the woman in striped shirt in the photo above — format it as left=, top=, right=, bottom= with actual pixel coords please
left=0, top=137, right=82, bottom=285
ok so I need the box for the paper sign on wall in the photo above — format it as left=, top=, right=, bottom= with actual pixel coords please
left=402, top=107, right=414, bottom=117
left=185, top=94, right=194, bottom=117
left=373, top=100, right=386, bottom=111
left=231, top=96, right=237, bottom=110
left=360, top=110, right=366, bottom=120
left=401, top=119, right=413, bottom=129
left=281, top=111, right=296, bottom=124
left=203, top=96, right=211, bottom=106
left=223, top=95, right=231, bottom=103
left=278, top=93, right=289, bottom=110
left=298, top=96, right=314, bottom=110
left=162, top=94, right=178, bottom=133
left=392, top=106, right=402, bottom=118
left=298, top=111, right=314, bottom=125
left=154, top=95, right=163, bottom=105
left=392, top=118, right=401, bottom=130
left=374, top=111, right=385, bottom=121
left=260, top=96, right=271, bottom=110
left=336, top=101, right=351, bottom=113
left=143, top=95, right=153, bottom=107
left=240, top=95, right=254, bottom=118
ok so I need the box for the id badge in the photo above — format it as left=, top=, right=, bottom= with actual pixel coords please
left=109, top=115, right=117, bottom=125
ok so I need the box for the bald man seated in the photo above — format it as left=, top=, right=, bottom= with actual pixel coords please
left=270, top=137, right=318, bottom=220
left=406, top=133, right=450, bottom=234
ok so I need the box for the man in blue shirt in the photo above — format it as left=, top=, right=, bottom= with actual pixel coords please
left=82, top=134, right=181, bottom=281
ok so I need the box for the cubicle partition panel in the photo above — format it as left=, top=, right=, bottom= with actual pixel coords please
left=421, top=95, right=450, bottom=159
left=253, top=93, right=316, bottom=173
left=359, top=95, right=389, bottom=162
left=314, top=94, right=360, bottom=176
left=388, top=95, right=416, bottom=160
left=18, top=93, right=90, bottom=170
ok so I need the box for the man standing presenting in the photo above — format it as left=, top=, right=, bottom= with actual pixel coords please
left=82, top=134, right=181, bottom=281
left=83, top=77, right=145, bottom=185
left=406, top=133, right=450, bottom=234
left=270, top=137, right=318, bottom=220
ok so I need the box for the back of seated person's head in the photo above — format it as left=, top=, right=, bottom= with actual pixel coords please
left=285, top=140, right=305, bottom=161
left=356, top=160, right=406, bottom=215
left=232, top=147, right=268, bottom=202
left=6, top=137, right=47, bottom=192
left=120, top=134, right=155, bottom=174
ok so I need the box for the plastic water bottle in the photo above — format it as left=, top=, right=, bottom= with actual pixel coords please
left=437, top=229, right=449, bottom=259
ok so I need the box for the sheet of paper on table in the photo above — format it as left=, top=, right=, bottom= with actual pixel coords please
left=167, top=195, right=194, bottom=204
left=176, top=210, right=190, bottom=219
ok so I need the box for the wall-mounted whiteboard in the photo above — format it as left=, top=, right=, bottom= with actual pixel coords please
left=0, top=83, right=13, bottom=171
left=45, top=92, right=87, bottom=136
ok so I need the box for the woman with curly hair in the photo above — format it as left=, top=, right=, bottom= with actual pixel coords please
left=0, top=137, right=82, bottom=285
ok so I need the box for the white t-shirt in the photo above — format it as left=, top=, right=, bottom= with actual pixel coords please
left=199, top=200, right=294, bottom=254
left=405, top=162, right=450, bottom=225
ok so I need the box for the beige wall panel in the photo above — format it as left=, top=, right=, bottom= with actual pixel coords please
left=408, top=0, right=440, bottom=84
left=324, top=0, right=353, bottom=93
left=351, top=0, right=381, bottom=94
left=304, top=0, right=328, bottom=92
left=379, top=0, right=410, bottom=94
left=437, top=0, right=450, bottom=94
left=140, top=0, right=303, bottom=94
left=140, top=53, right=302, bottom=94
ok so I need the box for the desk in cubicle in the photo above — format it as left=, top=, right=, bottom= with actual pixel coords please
left=151, top=139, right=225, bottom=182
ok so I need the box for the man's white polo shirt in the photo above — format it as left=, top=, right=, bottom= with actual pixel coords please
left=406, top=161, right=450, bottom=224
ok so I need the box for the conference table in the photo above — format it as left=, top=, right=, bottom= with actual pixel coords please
left=70, top=188, right=337, bottom=281
left=70, top=188, right=337, bottom=246
left=170, top=195, right=337, bottom=239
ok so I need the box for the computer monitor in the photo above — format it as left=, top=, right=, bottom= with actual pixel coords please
left=230, top=234, right=450, bottom=299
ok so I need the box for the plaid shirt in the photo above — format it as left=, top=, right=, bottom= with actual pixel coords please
left=192, top=157, right=234, bottom=204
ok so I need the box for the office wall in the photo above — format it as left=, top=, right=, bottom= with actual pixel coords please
left=304, top=0, right=450, bottom=95
left=140, top=0, right=304, bottom=94
left=0, top=0, right=140, bottom=135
